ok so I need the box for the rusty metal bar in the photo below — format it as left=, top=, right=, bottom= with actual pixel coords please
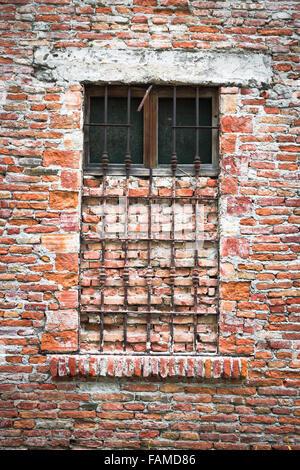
left=101, top=85, right=109, bottom=170
left=172, top=125, right=219, bottom=129
left=86, top=351, right=217, bottom=356
left=84, top=236, right=218, bottom=243
left=137, top=84, right=153, bottom=112
left=99, top=86, right=109, bottom=352
left=99, top=184, right=107, bottom=351
left=146, top=168, right=153, bottom=353
left=84, top=123, right=131, bottom=127
left=87, top=195, right=216, bottom=201
left=169, top=85, right=178, bottom=354
left=193, top=86, right=200, bottom=353
left=172, top=85, right=177, bottom=160
left=85, top=309, right=216, bottom=316
left=195, top=87, right=199, bottom=162
left=122, top=86, right=132, bottom=352
left=125, top=86, right=131, bottom=168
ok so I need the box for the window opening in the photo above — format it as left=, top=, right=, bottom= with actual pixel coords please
left=84, top=85, right=218, bottom=173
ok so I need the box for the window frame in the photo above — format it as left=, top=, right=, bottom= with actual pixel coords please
left=84, top=84, right=219, bottom=177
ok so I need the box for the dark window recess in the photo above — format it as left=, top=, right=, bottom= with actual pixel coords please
left=158, top=97, right=212, bottom=165
left=89, top=97, right=144, bottom=165
left=84, top=85, right=218, bottom=173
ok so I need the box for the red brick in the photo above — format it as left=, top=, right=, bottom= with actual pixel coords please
left=55, top=253, right=78, bottom=272
left=222, top=116, right=253, bottom=133
left=40, top=331, right=78, bottom=352
left=221, top=134, right=237, bottom=154
left=43, top=149, right=80, bottom=169
left=49, top=191, right=78, bottom=210
left=220, top=282, right=251, bottom=301
left=221, top=177, right=238, bottom=194
left=221, top=238, right=250, bottom=259
left=227, top=197, right=252, bottom=216
left=61, top=170, right=80, bottom=190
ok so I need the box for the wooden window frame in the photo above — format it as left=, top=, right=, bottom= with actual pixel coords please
left=84, top=85, right=219, bottom=177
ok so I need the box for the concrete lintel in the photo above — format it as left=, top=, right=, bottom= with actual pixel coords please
left=34, top=47, right=272, bottom=88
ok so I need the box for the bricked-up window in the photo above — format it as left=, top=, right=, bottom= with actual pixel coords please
left=81, top=85, right=219, bottom=356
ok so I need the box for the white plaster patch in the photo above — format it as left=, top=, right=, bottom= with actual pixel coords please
left=63, top=131, right=83, bottom=150
left=34, top=48, right=272, bottom=87
left=220, top=216, right=240, bottom=236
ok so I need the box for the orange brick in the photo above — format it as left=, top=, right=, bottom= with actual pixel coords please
left=41, top=234, right=78, bottom=252
left=49, top=191, right=78, bottom=210
left=44, top=272, right=79, bottom=289
left=55, top=253, right=78, bottom=272
left=40, top=331, right=78, bottom=352
left=43, top=149, right=80, bottom=169
left=222, top=116, right=253, bottom=133
left=220, top=281, right=250, bottom=301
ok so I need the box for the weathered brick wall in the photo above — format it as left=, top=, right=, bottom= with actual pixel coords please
left=0, top=0, right=299, bottom=450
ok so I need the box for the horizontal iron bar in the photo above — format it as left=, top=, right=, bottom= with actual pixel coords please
left=81, top=351, right=218, bottom=356
left=84, top=123, right=131, bottom=127
left=85, top=195, right=217, bottom=201
left=172, top=125, right=219, bottom=129
left=82, top=236, right=218, bottom=242
left=83, top=309, right=217, bottom=316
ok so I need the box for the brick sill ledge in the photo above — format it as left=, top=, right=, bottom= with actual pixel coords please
left=49, top=355, right=248, bottom=379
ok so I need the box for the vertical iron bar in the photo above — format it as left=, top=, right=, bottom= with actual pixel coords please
left=193, top=87, right=200, bottom=353
left=170, top=85, right=177, bottom=354
left=99, top=179, right=106, bottom=352
left=123, top=86, right=131, bottom=351
left=146, top=168, right=153, bottom=353
left=194, top=86, right=201, bottom=176
left=100, top=85, right=109, bottom=352
left=172, top=86, right=177, bottom=160
left=195, top=87, right=199, bottom=162
left=125, top=86, right=131, bottom=170
left=102, top=85, right=109, bottom=170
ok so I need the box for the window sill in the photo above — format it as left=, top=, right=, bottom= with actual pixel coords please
left=84, top=164, right=218, bottom=177
left=49, top=355, right=248, bottom=380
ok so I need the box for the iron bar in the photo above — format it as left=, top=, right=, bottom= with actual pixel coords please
left=146, top=169, right=153, bottom=353
left=84, top=351, right=218, bottom=357
left=122, top=86, right=132, bottom=352
left=85, top=309, right=216, bottom=316
left=172, top=125, right=219, bottom=129
left=99, top=179, right=107, bottom=353
left=169, top=85, right=178, bottom=354
left=85, top=194, right=216, bottom=201
left=137, top=84, right=153, bottom=112
left=195, top=87, right=199, bottom=162
left=193, top=87, right=200, bottom=353
left=83, top=236, right=218, bottom=243
left=125, top=86, right=131, bottom=166
left=101, top=85, right=109, bottom=169
left=84, top=123, right=131, bottom=127
left=172, top=85, right=177, bottom=162
left=99, top=85, right=109, bottom=352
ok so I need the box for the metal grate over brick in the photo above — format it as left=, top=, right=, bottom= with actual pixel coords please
left=82, top=85, right=219, bottom=355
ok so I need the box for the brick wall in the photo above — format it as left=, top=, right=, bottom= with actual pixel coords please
left=0, top=0, right=299, bottom=450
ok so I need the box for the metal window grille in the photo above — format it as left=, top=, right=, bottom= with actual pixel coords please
left=81, top=85, right=219, bottom=355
